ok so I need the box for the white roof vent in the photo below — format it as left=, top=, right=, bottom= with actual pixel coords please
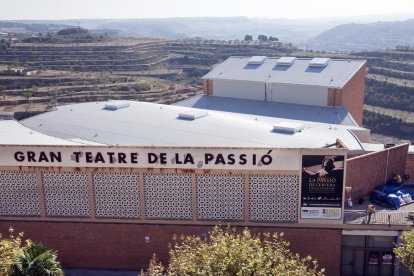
left=178, top=111, right=208, bottom=121
left=276, top=56, right=296, bottom=66
left=273, top=122, right=305, bottom=134
left=104, top=101, right=131, bottom=110
left=248, top=56, right=267, bottom=65
left=309, top=58, right=330, bottom=67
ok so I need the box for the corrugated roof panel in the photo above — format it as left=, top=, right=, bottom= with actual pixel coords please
left=0, top=120, right=79, bottom=145
left=176, top=95, right=358, bottom=126
left=20, top=101, right=366, bottom=153
left=202, top=56, right=366, bottom=88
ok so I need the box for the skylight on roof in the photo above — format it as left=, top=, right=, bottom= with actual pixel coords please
left=273, top=122, right=305, bottom=134
left=248, top=56, right=267, bottom=65
left=178, top=111, right=208, bottom=121
left=309, top=58, right=330, bottom=67
left=276, top=56, right=296, bottom=66
left=104, top=101, right=130, bottom=110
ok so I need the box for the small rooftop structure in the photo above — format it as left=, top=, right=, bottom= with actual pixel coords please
left=178, top=110, right=208, bottom=120
left=276, top=56, right=296, bottom=66
left=104, top=101, right=130, bottom=111
left=273, top=121, right=305, bottom=134
left=309, top=57, right=330, bottom=67
left=248, top=56, right=267, bottom=65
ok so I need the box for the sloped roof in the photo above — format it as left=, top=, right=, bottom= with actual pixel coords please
left=20, top=100, right=367, bottom=153
left=176, top=95, right=357, bottom=126
left=203, top=56, right=366, bottom=88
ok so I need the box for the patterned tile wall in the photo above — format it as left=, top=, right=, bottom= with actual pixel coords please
left=0, top=171, right=40, bottom=216
left=43, top=172, right=90, bottom=217
left=144, top=173, right=192, bottom=220
left=93, top=173, right=140, bottom=219
left=249, top=175, right=299, bottom=223
left=196, top=174, right=244, bottom=221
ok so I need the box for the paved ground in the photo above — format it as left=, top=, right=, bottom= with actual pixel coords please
left=64, top=269, right=138, bottom=276
left=344, top=196, right=414, bottom=225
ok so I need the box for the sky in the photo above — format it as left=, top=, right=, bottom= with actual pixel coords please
left=0, top=0, right=414, bottom=20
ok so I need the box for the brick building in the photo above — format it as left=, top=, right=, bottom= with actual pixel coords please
left=0, top=56, right=412, bottom=275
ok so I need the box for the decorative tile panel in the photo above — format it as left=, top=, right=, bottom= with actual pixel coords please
left=196, top=174, right=244, bottom=221
left=144, top=173, right=192, bottom=220
left=0, top=171, right=40, bottom=216
left=249, top=175, right=299, bottom=222
left=93, top=173, right=140, bottom=219
left=43, top=172, right=90, bottom=217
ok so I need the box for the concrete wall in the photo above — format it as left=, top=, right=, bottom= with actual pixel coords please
left=270, top=83, right=328, bottom=106
left=212, top=79, right=265, bottom=101
left=346, top=144, right=409, bottom=201
left=0, top=222, right=342, bottom=276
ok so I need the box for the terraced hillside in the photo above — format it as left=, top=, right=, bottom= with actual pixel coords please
left=0, top=39, right=411, bottom=142
left=351, top=50, right=414, bottom=142
left=0, top=39, right=293, bottom=119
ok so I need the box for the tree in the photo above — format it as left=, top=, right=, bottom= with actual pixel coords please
left=244, top=35, right=253, bottom=41
left=22, top=89, right=32, bottom=101
left=269, top=36, right=279, bottom=42
left=143, top=226, right=324, bottom=276
left=258, top=35, right=268, bottom=42
left=0, top=227, right=24, bottom=276
left=11, top=242, right=63, bottom=276
left=0, top=85, right=6, bottom=102
left=394, top=229, right=414, bottom=273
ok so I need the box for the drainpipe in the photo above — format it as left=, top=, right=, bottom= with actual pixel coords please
left=384, top=149, right=390, bottom=184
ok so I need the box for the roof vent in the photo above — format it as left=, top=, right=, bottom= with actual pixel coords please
left=273, top=122, right=305, bottom=134
left=104, top=101, right=130, bottom=111
left=248, top=56, right=267, bottom=65
left=178, top=111, right=208, bottom=121
left=276, top=56, right=296, bottom=66
left=309, top=57, right=330, bottom=67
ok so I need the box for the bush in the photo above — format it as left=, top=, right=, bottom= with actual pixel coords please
left=143, top=226, right=324, bottom=276
left=394, top=229, right=414, bottom=273
left=0, top=227, right=24, bottom=276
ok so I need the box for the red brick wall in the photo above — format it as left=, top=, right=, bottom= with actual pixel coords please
left=327, top=88, right=341, bottom=107
left=0, top=222, right=341, bottom=276
left=346, top=144, right=409, bottom=201
left=202, top=79, right=213, bottom=95
left=406, top=154, right=414, bottom=180
left=338, top=64, right=366, bottom=126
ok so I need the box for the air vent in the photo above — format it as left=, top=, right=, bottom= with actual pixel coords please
left=104, top=101, right=130, bottom=110
left=178, top=111, right=208, bottom=121
left=309, top=58, right=330, bottom=67
left=276, top=56, right=296, bottom=66
left=273, top=122, right=305, bottom=134
left=248, top=56, right=267, bottom=65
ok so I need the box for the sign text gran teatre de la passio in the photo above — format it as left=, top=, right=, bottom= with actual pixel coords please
left=0, top=146, right=307, bottom=170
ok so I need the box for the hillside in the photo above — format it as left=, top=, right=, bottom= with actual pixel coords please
left=1, top=17, right=335, bottom=44
left=307, top=19, right=414, bottom=51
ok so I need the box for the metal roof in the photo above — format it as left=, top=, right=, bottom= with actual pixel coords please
left=0, top=120, right=79, bottom=145
left=20, top=100, right=367, bottom=153
left=361, top=143, right=386, bottom=152
left=176, top=95, right=357, bottom=126
left=203, top=56, right=366, bottom=88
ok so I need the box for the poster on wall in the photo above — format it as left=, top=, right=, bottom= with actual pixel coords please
left=301, top=155, right=345, bottom=220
